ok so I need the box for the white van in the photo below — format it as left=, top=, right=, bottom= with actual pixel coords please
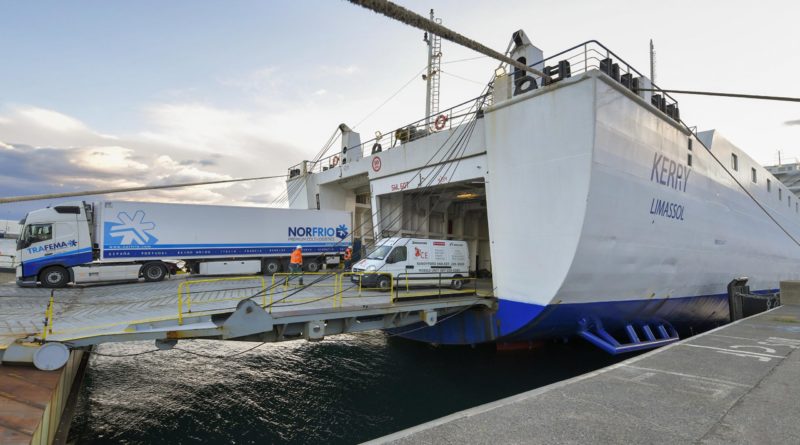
left=351, top=237, right=470, bottom=290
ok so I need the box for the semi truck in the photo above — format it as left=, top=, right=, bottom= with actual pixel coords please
left=15, top=201, right=351, bottom=288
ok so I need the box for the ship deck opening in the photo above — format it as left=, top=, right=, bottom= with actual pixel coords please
left=376, top=179, right=492, bottom=280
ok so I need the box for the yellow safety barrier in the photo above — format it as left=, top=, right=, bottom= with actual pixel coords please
left=395, top=273, right=477, bottom=300
left=339, top=271, right=394, bottom=305
left=41, top=291, right=55, bottom=341
left=178, top=276, right=266, bottom=325
left=269, top=272, right=340, bottom=311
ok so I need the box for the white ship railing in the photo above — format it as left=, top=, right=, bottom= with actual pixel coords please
left=290, top=40, right=683, bottom=177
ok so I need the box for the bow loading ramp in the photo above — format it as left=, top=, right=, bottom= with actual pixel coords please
left=0, top=273, right=495, bottom=370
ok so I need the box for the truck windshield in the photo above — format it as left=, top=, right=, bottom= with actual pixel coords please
left=17, top=223, right=53, bottom=250
left=366, top=245, right=392, bottom=260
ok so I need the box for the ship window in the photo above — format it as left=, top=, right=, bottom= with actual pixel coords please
left=688, top=138, right=693, bottom=151
left=790, top=195, right=793, bottom=208
left=731, top=153, right=738, bottom=171
left=751, top=168, right=757, bottom=183
left=796, top=202, right=798, bottom=213
left=767, top=179, right=772, bottom=192
left=687, top=153, right=692, bottom=166
left=779, top=188, right=783, bottom=201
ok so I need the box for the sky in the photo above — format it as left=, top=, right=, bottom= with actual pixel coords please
left=1, top=0, right=799, bottom=220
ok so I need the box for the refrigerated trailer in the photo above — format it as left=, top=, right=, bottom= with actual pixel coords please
left=15, top=201, right=351, bottom=287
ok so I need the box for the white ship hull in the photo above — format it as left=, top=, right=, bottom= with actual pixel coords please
left=286, top=43, right=798, bottom=349
left=403, top=71, right=799, bottom=345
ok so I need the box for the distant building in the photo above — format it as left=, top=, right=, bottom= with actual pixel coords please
left=765, top=163, right=800, bottom=197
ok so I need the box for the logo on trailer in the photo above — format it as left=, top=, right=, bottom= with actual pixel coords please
left=335, top=224, right=348, bottom=240
left=104, top=211, right=159, bottom=246
left=372, top=156, right=382, bottom=172
left=288, top=224, right=349, bottom=240
left=27, top=240, right=78, bottom=254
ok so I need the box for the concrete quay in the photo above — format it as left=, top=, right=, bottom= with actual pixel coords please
left=373, top=290, right=800, bottom=444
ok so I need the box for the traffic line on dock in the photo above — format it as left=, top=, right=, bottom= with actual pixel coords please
left=680, top=343, right=786, bottom=359
left=622, top=364, right=751, bottom=388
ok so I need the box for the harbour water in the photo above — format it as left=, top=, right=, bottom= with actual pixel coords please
left=70, top=333, right=631, bottom=444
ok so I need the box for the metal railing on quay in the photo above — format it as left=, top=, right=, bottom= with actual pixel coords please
left=269, top=272, right=339, bottom=311
left=178, top=276, right=266, bottom=325
left=338, top=271, right=394, bottom=305
left=395, top=272, right=478, bottom=301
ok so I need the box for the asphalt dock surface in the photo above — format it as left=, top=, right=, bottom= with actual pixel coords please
left=372, top=304, right=800, bottom=444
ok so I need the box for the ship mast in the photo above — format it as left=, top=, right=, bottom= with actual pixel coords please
left=649, top=39, right=656, bottom=85
left=423, top=9, right=442, bottom=129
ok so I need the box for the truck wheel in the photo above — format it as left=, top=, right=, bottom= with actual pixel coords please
left=141, top=262, right=167, bottom=282
left=305, top=261, right=321, bottom=273
left=264, top=259, right=281, bottom=275
left=378, top=277, right=391, bottom=292
left=451, top=275, right=464, bottom=290
left=40, top=266, right=69, bottom=288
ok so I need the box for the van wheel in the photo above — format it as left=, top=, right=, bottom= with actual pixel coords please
left=40, top=266, right=69, bottom=288
left=451, top=275, right=464, bottom=290
left=305, top=261, right=321, bottom=273
left=264, top=259, right=281, bottom=275
left=378, top=277, right=391, bottom=292
left=141, top=262, right=167, bottom=282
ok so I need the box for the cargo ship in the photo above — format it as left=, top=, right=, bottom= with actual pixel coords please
left=285, top=30, right=799, bottom=352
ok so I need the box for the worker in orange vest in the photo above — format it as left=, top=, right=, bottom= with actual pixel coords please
left=290, top=245, right=303, bottom=285
left=343, top=246, right=353, bottom=271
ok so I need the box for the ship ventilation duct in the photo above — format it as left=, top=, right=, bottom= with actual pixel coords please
left=339, top=123, right=362, bottom=165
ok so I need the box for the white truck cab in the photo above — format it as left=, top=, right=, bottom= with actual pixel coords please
left=16, top=203, right=94, bottom=287
left=351, top=237, right=470, bottom=290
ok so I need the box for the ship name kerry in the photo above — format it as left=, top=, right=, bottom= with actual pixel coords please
left=650, top=153, right=690, bottom=192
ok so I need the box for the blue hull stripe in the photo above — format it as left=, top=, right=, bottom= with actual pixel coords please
left=398, top=289, right=777, bottom=345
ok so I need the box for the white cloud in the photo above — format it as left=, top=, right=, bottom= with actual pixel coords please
left=321, top=65, right=359, bottom=76
left=219, top=66, right=280, bottom=94
left=137, top=102, right=302, bottom=161
left=73, top=146, right=150, bottom=173
left=17, top=107, right=87, bottom=132
left=0, top=106, right=291, bottom=211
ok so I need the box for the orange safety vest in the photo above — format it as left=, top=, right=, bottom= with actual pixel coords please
left=290, top=249, right=303, bottom=265
left=344, top=248, right=352, bottom=261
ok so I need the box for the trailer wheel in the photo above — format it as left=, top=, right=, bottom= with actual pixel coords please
left=141, top=262, right=167, bottom=282
left=264, top=259, right=281, bottom=275
left=451, top=274, right=464, bottom=290
left=40, top=266, right=69, bottom=288
left=305, top=261, right=321, bottom=273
